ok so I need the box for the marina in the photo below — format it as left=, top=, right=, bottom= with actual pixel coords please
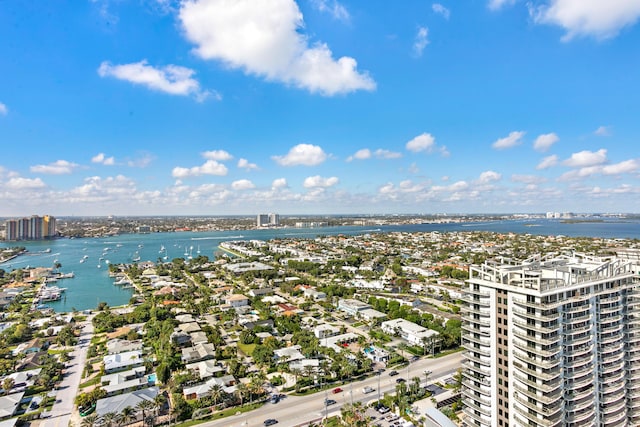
left=1, top=217, right=640, bottom=312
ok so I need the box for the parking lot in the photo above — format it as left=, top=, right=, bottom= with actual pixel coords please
left=364, top=406, right=415, bottom=427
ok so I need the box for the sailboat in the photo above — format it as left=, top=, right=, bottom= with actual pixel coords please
left=159, top=245, right=165, bottom=254
left=132, top=251, right=141, bottom=262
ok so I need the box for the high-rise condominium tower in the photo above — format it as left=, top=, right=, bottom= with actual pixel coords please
left=462, top=251, right=640, bottom=427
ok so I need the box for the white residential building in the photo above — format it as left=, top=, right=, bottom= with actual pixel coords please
left=462, top=252, right=640, bottom=427
left=380, top=318, right=438, bottom=347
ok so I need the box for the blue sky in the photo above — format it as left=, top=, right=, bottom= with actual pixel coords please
left=1, top=0, right=640, bottom=216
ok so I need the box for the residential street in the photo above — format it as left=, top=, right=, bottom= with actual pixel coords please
left=198, top=352, right=462, bottom=427
left=37, top=316, right=94, bottom=427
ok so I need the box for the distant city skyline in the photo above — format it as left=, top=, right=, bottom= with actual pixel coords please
left=1, top=1, right=639, bottom=216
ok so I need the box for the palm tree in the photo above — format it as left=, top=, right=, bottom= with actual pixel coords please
left=101, top=411, right=118, bottom=427
left=423, top=370, right=431, bottom=387
left=153, top=393, right=167, bottom=416
left=208, top=384, right=224, bottom=408
left=235, top=382, right=248, bottom=407
left=120, top=406, right=136, bottom=426
left=80, top=413, right=100, bottom=427
left=136, top=399, right=155, bottom=426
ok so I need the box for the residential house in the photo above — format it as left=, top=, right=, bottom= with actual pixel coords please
left=183, top=375, right=237, bottom=400
left=96, top=387, right=159, bottom=417
left=0, top=392, right=24, bottom=420
left=106, top=339, right=143, bottom=355
left=101, top=366, right=150, bottom=396
left=103, top=350, right=144, bottom=373
left=181, top=343, right=216, bottom=364
left=380, top=318, right=439, bottom=347
left=186, top=360, right=226, bottom=380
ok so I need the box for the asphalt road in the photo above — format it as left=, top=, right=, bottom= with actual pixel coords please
left=39, top=317, right=94, bottom=427
left=198, top=352, right=462, bottom=427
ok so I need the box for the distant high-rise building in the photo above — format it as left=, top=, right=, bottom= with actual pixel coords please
left=462, top=252, right=640, bottom=427
left=257, top=213, right=279, bottom=227
left=4, top=215, right=57, bottom=241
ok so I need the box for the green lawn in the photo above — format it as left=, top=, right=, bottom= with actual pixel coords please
left=237, top=343, right=256, bottom=356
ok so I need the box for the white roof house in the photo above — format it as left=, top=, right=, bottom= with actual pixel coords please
left=103, top=350, right=144, bottom=373
left=381, top=318, right=438, bottom=347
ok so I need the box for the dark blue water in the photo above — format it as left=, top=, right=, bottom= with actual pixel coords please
left=1, top=218, right=638, bottom=312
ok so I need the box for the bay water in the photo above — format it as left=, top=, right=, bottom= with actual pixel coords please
left=1, top=218, right=638, bottom=312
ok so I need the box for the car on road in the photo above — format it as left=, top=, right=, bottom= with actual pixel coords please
left=396, top=378, right=406, bottom=383
left=410, top=356, right=420, bottom=362
left=325, top=398, right=337, bottom=406
left=362, top=386, right=375, bottom=394
left=264, top=419, right=278, bottom=426
left=332, top=387, right=343, bottom=394
left=389, top=370, right=399, bottom=376
left=270, top=394, right=279, bottom=404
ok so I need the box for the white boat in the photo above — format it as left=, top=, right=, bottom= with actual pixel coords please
left=80, top=258, right=86, bottom=263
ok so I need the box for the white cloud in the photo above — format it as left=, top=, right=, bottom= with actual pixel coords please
left=533, top=132, right=559, bottom=152
left=91, top=153, right=115, bottom=165
left=537, top=154, right=559, bottom=170
left=602, top=159, right=639, bottom=175
left=532, top=0, right=640, bottom=41
left=179, top=0, right=375, bottom=96
left=126, top=152, right=155, bottom=168
left=478, top=170, right=502, bottom=184
left=98, top=60, right=211, bottom=101
left=432, top=3, right=450, bottom=19
left=374, top=149, right=403, bottom=159
left=272, top=143, right=327, bottom=166
left=398, top=180, right=424, bottom=193
left=202, top=150, right=233, bottom=161
left=413, top=27, right=430, bottom=57
left=406, top=133, right=435, bottom=153
left=272, top=178, right=288, bottom=189
left=172, top=159, right=228, bottom=178
left=511, top=174, right=547, bottom=184
left=231, top=179, right=255, bottom=190
left=492, top=131, right=525, bottom=150
left=311, top=0, right=350, bottom=21
left=595, top=125, right=611, bottom=136
left=347, top=148, right=372, bottom=162
left=303, top=175, right=339, bottom=188
left=237, top=158, right=259, bottom=170
left=488, top=0, right=515, bottom=10
left=5, top=177, right=46, bottom=190
left=30, top=160, right=80, bottom=175
left=563, top=148, right=607, bottom=167
left=0, top=102, right=8, bottom=115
